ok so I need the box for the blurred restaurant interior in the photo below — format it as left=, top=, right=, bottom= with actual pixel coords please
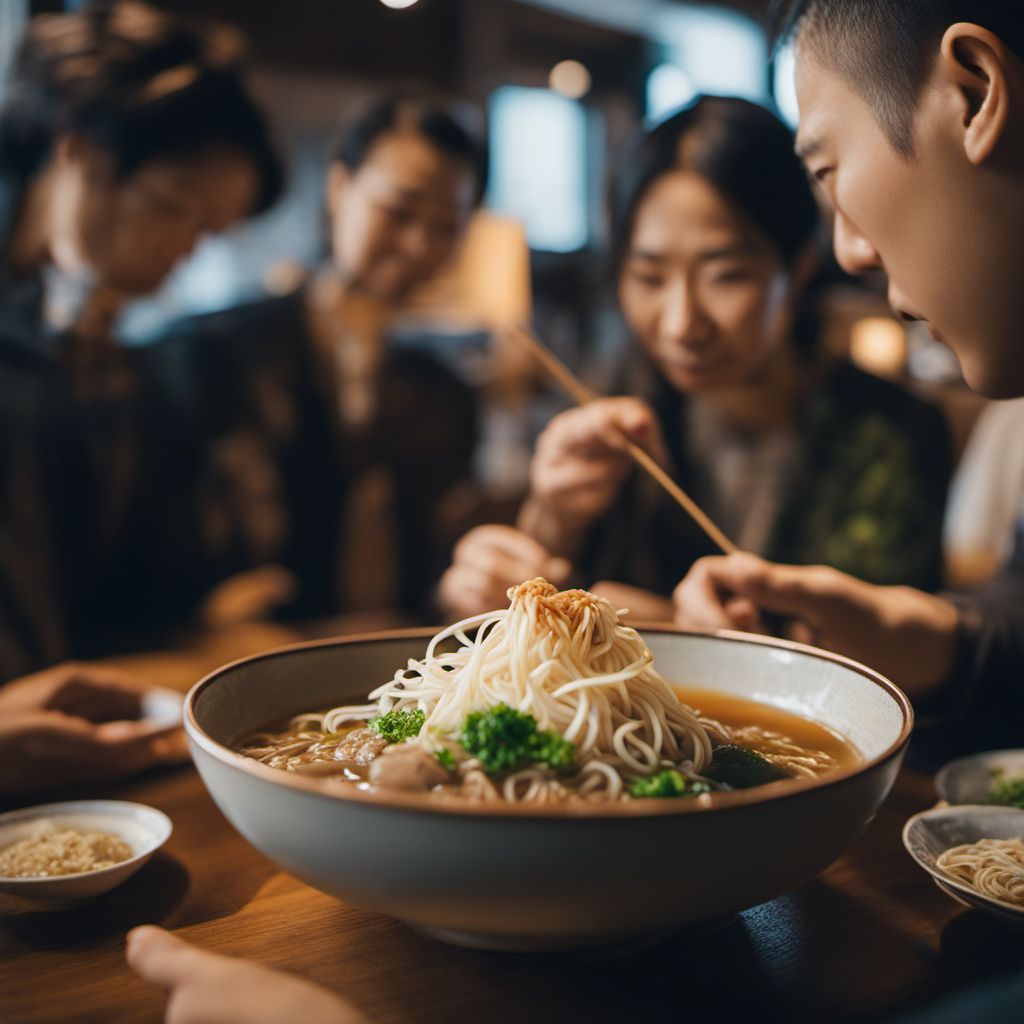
left=0, top=0, right=1020, bottom=678
left=5, top=2, right=1024, bottom=1022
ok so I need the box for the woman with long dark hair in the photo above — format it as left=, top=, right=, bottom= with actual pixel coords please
left=441, top=97, right=950, bottom=619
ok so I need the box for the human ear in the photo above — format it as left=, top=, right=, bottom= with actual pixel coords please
left=940, top=23, right=1011, bottom=165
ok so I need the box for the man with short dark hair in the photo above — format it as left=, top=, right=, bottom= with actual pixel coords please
left=674, top=1, right=1024, bottom=757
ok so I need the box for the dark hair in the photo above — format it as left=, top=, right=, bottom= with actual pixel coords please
left=610, top=96, right=823, bottom=359
left=611, top=96, right=820, bottom=271
left=0, top=2, right=283, bottom=214
left=333, top=93, right=488, bottom=205
left=769, top=1, right=1024, bottom=156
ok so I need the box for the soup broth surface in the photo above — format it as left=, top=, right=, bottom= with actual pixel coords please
left=236, top=686, right=859, bottom=802
left=674, top=687, right=859, bottom=770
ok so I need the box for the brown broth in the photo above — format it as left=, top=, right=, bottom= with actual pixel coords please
left=675, top=686, right=859, bottom=769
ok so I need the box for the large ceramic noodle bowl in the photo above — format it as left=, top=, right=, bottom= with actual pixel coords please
left=185, top=581, right=912, bottom=951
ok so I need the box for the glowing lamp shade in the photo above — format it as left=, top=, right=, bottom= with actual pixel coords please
left=378, top=0, right=420, bottom=8
left=850, top=317, right=908, bottom=377
left=549, top=60, right=591, bottom=100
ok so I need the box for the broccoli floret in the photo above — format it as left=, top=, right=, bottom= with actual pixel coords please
left=368, top=708, right=425, bottom=743
left=705, top=744, right=791, bottom=790
left=459, top=703, right=575, bottom=775
left=989, top=771, right=1024, bottom=809
left=630, top=770, right=712, bottom=799
left=435, top=748, right=457, bottom=771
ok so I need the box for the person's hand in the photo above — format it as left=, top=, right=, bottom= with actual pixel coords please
left=0, top=662, right=145, bottom=720
left=673, top=552, right=960, bottom=695
left=438, top=525, right=571, bottom=619
left=0, top=663, right=189, bottom=796
left=126, top=926, right=368, bottom=1024
left=519, top=398, right=664, bottom=555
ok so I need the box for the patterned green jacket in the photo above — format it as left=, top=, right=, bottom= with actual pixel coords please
left=582, top=359, right=952, bottom=594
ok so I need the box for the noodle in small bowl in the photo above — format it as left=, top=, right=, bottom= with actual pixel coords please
left=185, top=583, right=912, bottom=951
left=0, top=800, right=172, bottom=900
left=903, top=804, right=1024, bottom=929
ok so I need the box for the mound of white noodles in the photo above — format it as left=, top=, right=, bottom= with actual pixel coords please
left=324, top=578, right=713, bottom=801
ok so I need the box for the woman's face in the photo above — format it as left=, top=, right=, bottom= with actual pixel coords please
left=618, top=171, right=802, bottom=394
left=51, top=141, right=259, bottom=295
left=327, top=130, right=477, bottom=304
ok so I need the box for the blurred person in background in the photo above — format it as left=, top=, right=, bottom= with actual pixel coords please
left=943, top=397, right=1024, bottom=588
left=148, top=94, right=486, bottom=628
left=0, top=1, right=281, bottom=784
left=441, top=97, right=951, bottom=620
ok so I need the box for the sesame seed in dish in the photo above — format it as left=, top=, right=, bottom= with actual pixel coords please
left=0, top=820, right=133, bottom=878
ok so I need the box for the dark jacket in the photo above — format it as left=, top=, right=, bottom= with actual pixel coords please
left=0, top=339, right=94, bottom=679
left=581, top=358, right=952, bottom=594
left=132, top=289, right=479, bottom=622
left=913, top=532, right=1024, bottom=765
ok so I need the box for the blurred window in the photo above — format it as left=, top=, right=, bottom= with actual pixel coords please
left=772, top=39, right=799, bottom=128
left=647, top=5, right=767, bottom=121
left=487, top=85, right=589, bottom=253
left=0, top=0, right=28, bottom=103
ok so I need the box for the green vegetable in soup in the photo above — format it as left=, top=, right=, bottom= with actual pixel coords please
left=368, top=708, right=425, bottom=743
left=435, top=748, right=457, bottom=771
left=704, top=744, right=792, bottom=790
left=989, top=771, right=1024, bottom=809
left=630, top=770, right=712, bottom=799
left=459, top=703, right=575, bottom=775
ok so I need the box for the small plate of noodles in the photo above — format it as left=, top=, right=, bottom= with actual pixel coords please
left=903, top=804, right=1024, bottom=928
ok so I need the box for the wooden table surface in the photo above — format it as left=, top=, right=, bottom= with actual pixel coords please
left=3, top=626, right=1024, bottom=1024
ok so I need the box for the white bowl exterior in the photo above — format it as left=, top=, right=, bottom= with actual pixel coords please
left=936, top=750, right=1024, bottom=805
left=187, top=630, right=909, bottom=946
left=191, top=738, right=900, bottom=940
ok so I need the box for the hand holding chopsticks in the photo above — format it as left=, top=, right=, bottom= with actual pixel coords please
left=509, top=324, right=738, bottom=556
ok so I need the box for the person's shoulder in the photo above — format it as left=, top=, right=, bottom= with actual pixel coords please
left=386, top=344, right=469, bottom=389
left=158, top=290, right=307, bottom=346
left=823, top=359, right=945, bottom=427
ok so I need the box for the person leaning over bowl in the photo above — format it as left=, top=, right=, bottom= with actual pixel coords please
left=440, top=96, right=951, bottom=621
left=0, top=1, right=284, bottom=680
left=672, top=1, right=1024, bottom=766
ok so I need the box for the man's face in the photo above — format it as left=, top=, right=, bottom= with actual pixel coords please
left=795, top=49, right=1024, bottom=398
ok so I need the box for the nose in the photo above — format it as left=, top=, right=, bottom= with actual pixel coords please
left=659, top=277, right=708, bottom=348
left=832, top=210, right=883, bottom=276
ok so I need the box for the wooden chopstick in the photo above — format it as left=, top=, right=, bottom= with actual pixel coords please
left=510, top=324, right=738, bottom=556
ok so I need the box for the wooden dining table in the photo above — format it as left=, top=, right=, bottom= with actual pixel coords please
left=3, top=622, right=1024, bottom=1024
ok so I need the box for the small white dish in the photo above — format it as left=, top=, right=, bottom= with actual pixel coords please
left=935, top=749, right=1024, bottom=806
left=140, top=686, right=185, bottom=729
left=903, top=804, right=1024, bottom=928
left=0, top=800, right=172, bottom=900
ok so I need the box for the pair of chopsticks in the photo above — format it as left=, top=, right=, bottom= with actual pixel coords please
left=510, top=324, right=738, bottom=556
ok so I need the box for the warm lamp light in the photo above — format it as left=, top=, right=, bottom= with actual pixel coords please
left=378, top=0, right=420, bottom=8
left=549, top=60, right=591, bottom=100
left=850, top=317, right=907, bottom=377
